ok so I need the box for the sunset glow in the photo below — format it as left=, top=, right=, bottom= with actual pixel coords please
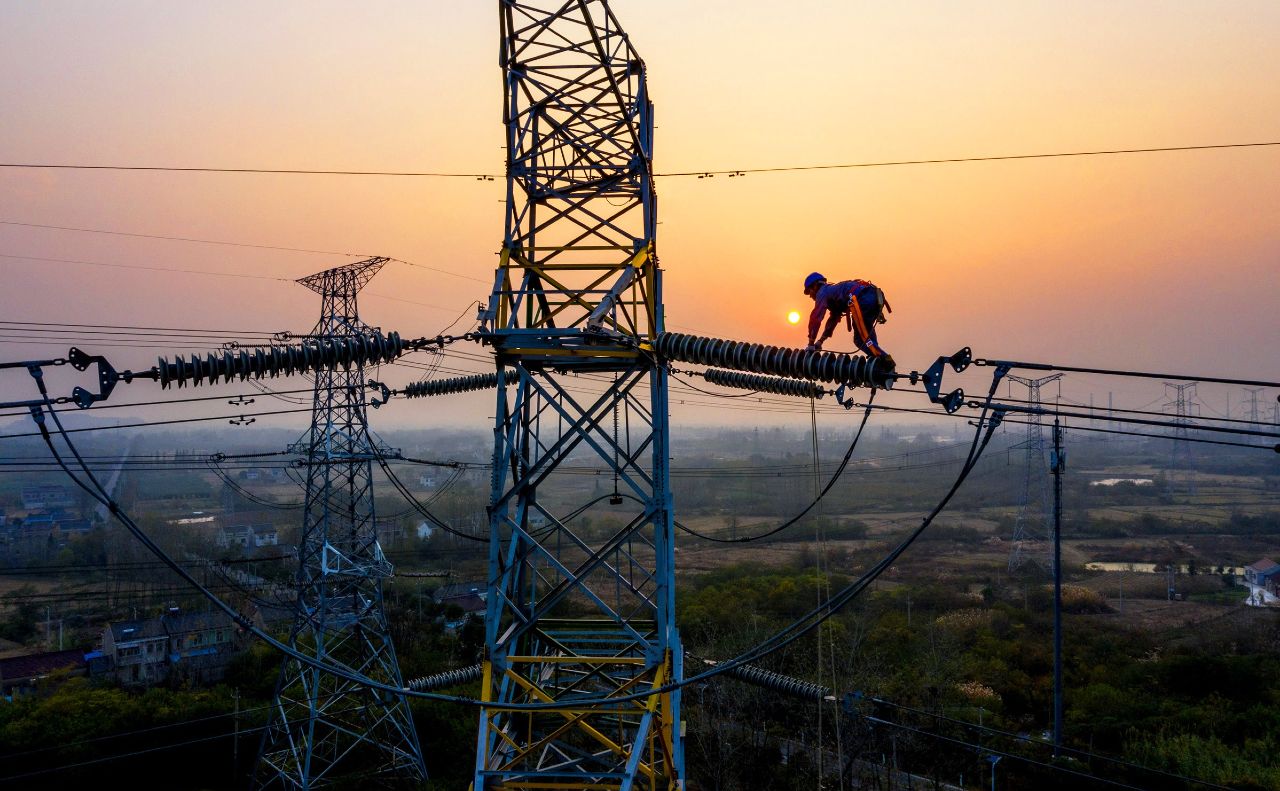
left=0, top=1, right=1276, bottom=425
left=787, top=311, right=801, bottom=325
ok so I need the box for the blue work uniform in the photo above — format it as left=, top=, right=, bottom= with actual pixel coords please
left=806, top=279, right=888, bottom=357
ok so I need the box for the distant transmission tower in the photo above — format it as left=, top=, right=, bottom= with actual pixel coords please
left=1163, top=382, right=1198, bottom=496
left=1244, top=387, right=1263, bottom=425
left=1008, top=374, right=1062, bottom=571
left=254, top=257, right=426, bottom=789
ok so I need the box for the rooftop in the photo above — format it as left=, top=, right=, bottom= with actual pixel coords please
left=0, top=649, right=86, bottom=681
left=109, top=619, right=167, bottom=643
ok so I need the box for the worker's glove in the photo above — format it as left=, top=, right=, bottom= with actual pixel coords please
left=879, top=353, right=897, bottom=372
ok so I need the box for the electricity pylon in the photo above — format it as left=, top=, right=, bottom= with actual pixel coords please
left=1163, top=382, right=1198, bottom=496
left=1244, top=387, right=1263, bottom=425
left=255, top=257, right=427, bottom=789
left=473, top=2, right=683, bottom=787
left=1008, top=373, right=1062, bottom=572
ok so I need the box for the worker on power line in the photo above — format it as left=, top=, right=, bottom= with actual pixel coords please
left=803, top=272, right=894, bottom=368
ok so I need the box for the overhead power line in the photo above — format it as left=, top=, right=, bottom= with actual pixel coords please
left=660, top=141, right=1280, bottom=177
left=976, top=357, right=1280, bottom=389
left=0, top=319, right=283, bottom=335
left=0, top=220, right=366, bottom=257
left=0, top=252, right=293, bottom=282
left=0, top=250, right=485, bottom=296
left=1, top=141, right=1277, bottom=179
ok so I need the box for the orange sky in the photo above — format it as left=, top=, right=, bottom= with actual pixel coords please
left=1, top=1, right=1277, bottom=431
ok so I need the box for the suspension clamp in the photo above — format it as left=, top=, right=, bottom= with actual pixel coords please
left=922, top=346, right=971, bottom=414
left=834, top=383, right=857, bottom=410
left=67, top=347, right=133, bottom=408
left=367, top=380, right=393, bottom=409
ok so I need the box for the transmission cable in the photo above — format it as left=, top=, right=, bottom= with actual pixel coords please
left=0, top=387, right=315, bottom=421
left=0, top=252, right=296, bottom=282
left=207, top=459, right=303, bottom=510
left=4, top=140, right=1277, bottom=179
left=974, top=356, right=1279, bottom=389
left=867, top=696, right=1237, bottom=791
left=20, top=360, right=1004, bottom=712
left=0, top=220, right=367, bottom=257
left=857, top=713, right=1147, bottom=791
left=667, top=382, right=1006, bottom=702
left=0, top=406, right=314, bottom=439
left=368, top=444, right=484, bottom=542
left=675, top=389, right=877, bottom=543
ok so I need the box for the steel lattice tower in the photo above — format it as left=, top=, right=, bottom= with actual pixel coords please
left=1163, top=382, right=1198, bottom=496
left=254, top=257, right=427, bottom=789
left=473, top=2, right=683, bottom=788
left=1008, top=374, right=1062, bottom=572
left=1244, top=387, right=1264, bottom=424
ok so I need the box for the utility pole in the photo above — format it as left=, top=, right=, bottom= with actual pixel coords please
left=233, top=687, right=240, bottom=783
left=1050, top=418, right=1065, bottom=758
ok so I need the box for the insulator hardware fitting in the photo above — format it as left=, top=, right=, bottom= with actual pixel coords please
left=401, top=370, right=517, bottom=399
left=406, top=663, right=483, bottom=691
left=155, top=331, right=405, bottom=389
left=720, top=662, right=832, bottom=702
left=702, top=368, right=827, bottom=399
left=655, top=332, right=892, bottom=389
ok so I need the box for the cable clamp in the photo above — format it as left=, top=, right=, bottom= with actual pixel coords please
left=922, top=347, right=970, bottom=414
left=834, top=383, right=857, bottom=410
left=367, top=380, right=393, bottom=409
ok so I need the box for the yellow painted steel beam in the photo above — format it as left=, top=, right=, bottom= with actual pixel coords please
left=506, top=656, right=647, bottom=665
left=502, top=348, right=639, bottom=359
left=521, top=245, right=632, bottom=252
left=491, top=778, right=622, bottom=783
left=526, top=266, right=616, bottom=326
left=496, top=710, right=591, bottom=772
left=504, top=669, right=657, bottom=782
left=505, top=263, right=633, bottom=270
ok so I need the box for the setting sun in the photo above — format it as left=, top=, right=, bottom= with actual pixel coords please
left=787, top=310, right=801, bottom=324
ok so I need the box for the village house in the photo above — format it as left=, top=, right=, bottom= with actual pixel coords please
left=102, top=619, right=169, bottom=685
left=1244, top=558, right=1280, bottom=588
left=161, top=609, right=238, bottom=684
left=20, top=485, right=75, bottom=511
left=434, top=580, right=488, bottom=629
left=0, top=649, right=88, bottom=698
left=218, top=522, right=278, bottom=550
left=101, top=609, right=238, bottom=687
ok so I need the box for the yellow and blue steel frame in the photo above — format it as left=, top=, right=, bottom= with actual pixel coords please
left=476, top=1, right=682, bottom=788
